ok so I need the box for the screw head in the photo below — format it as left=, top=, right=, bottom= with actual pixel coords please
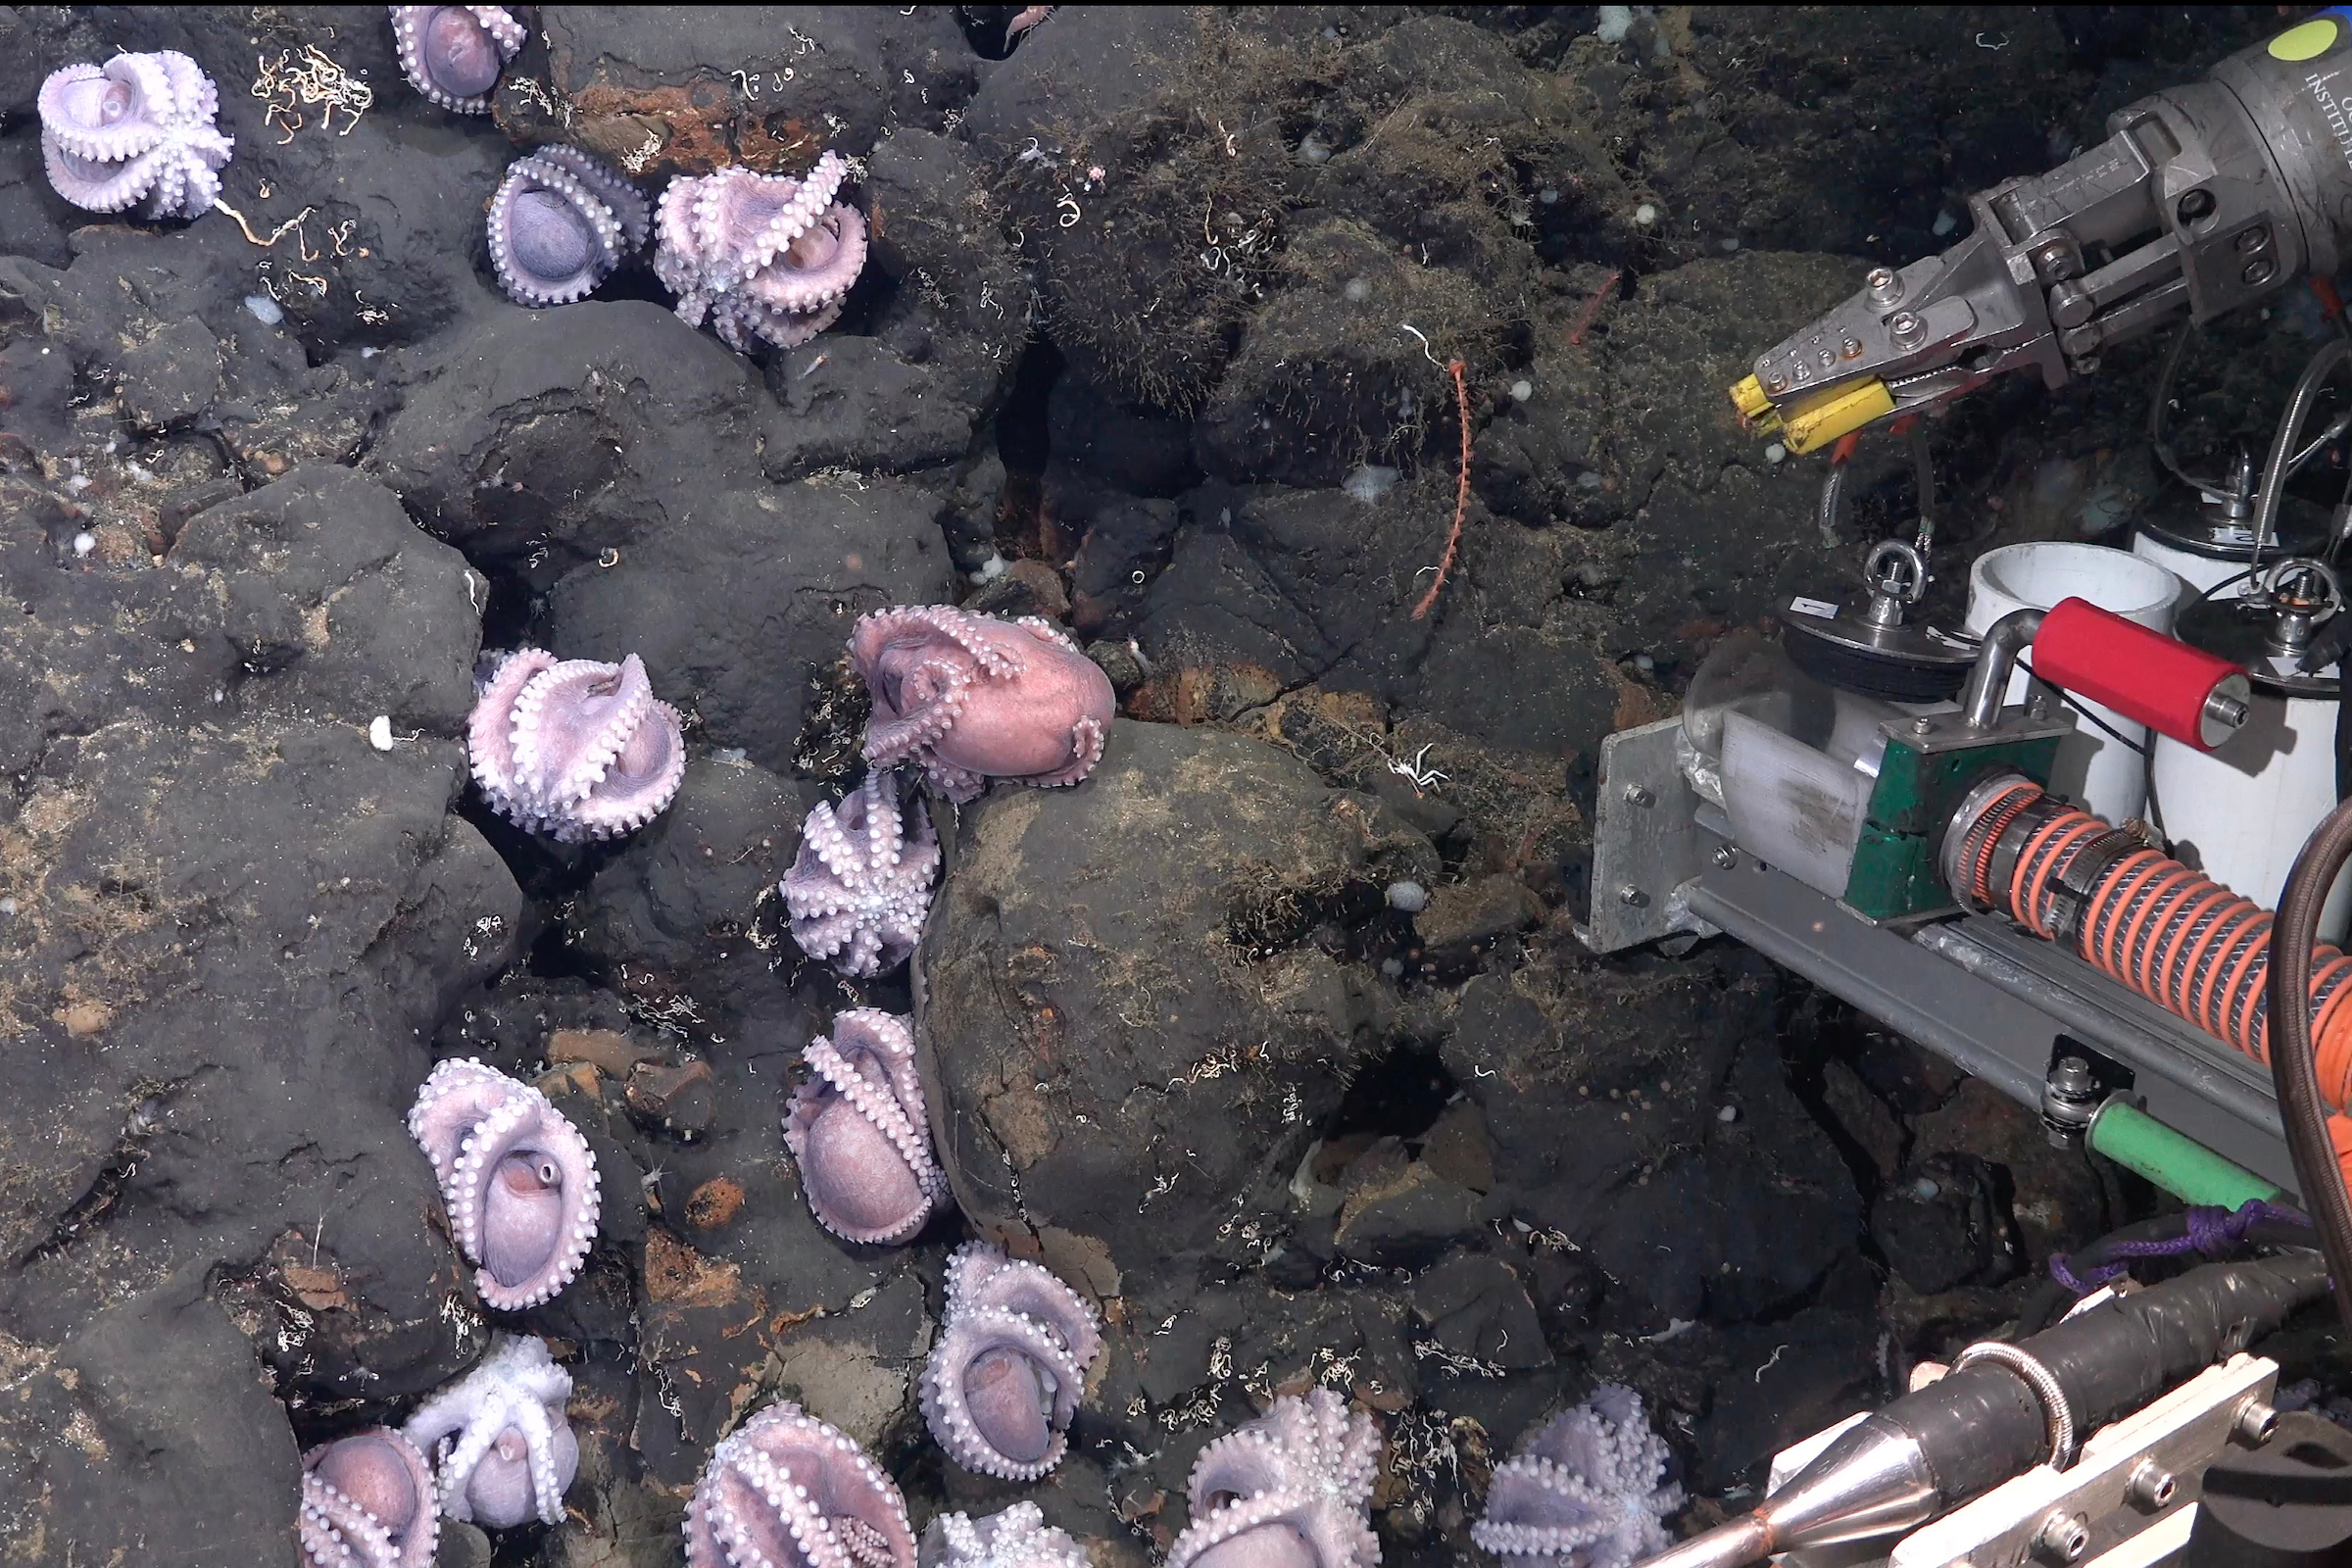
left=2235, top=1397, right=2279, bottom=1446
left=2177, top=188, right=2216, bottom=224
left=1763, top=373, right=1788, bottom=394
left=2235, top=224, right=2271, bottom=254
left=2243, top=258, right=2278, bottom=287
left=2128, top=1459, right=2178, bottom=1511
left=1910, top=716, right=1934, bottom=735
left=1617, top=884, right=1648, bottom=907
left=1888, top=310, right=1925, bottom=348
left=2034, top=1511, right=2090, bottom=1564
left=1713, top=846, right=1739, bottom=869
left=1623, top=783, right=1656, bottom=808
left=1840, top=335, right=1864, bottom=359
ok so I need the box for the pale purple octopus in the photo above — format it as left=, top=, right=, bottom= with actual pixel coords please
left=1165, top=1388, right=1383, bottom=1568
left=784, top=1008, right=950, bottom=1246
left=654, top=151, right=868, bottom=352
left=1473, top=1386, right=1683, bottom=1567
left=920, top=1241, right=1102, bottom=1482
left=781, top=768, right=939, bottom=977
left=38, top=51, right=232, bottom=220
left=301, top=1428, right=439, bottom=1568
left=389, top=6, right=525, bottom=114
left=684, top=1400, right=917, bottom=1568
left=468, top=649, right=686, bottom=844
left=408, top=1058, right=601, bottom=1311
left=851, top=606, right=1114, bottom=805
left=405, top=1335, right=580, bottom=1531
left=488, top=147, right=649, bottom=307
left=919, top=1502, right=1090, bottom=1568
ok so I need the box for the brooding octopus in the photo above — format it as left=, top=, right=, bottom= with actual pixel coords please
left=920, top=1242, right=1102, bottom=1481
left=389, top=5, right=524, bottom=114
left=487, top=146, right=648, bottom=307
left=407, top=1058, right=600, bottom=1310
left=918, top=1502, right=1090, bottom=1568
left=781, top=768, right=939, bottom=977
left=302, top=1428, right=439, bottom=1568
left=1164, top=1388, right=1383, bottom=1568
left=684, top=1401, right=917, bottom=1568
left=468, top=649, right=686, bottom=844
left=38, top=50, right=232, bottom=220
left=1473, top=1385, right=1684, bottom=1568
left=784, top=1008, right=950, bottom=1246
left=655, top=151, right=868, bottom=352
left=851, top=605, right=1114, bottom=804
left=405, top=1334, right=580, bottom=1531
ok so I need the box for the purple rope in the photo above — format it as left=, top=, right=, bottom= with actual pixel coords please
left=2049, top=1200, right=2310, bottom=1295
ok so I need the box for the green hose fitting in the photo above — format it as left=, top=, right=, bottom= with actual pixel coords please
left=2087, top=1100, right=2284, bottom=1208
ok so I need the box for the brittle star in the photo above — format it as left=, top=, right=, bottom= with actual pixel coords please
left=1389, top=744, right=1446, bottom=789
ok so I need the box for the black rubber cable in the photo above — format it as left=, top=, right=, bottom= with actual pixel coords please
left=2267, top=792, right=2352, bottom=1337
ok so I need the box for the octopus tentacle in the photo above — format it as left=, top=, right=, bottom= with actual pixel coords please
left=848, top=605, right=1115, bottom=804
left=408, top=1059, right=600, bottom=1309
left=1164, top=1389, right=1382, bottom=1568
left=302, top=1429, right=439, bottom=1568
left=404, top=1335, right=578, bottom=1530
left=38, top=51, right=231, bottom=220
left=782, top=771, right=939, bottom=978
left=920, top=1503, right=1090, bottom=1568
left=785, top=1008, right=948, bottom=1245
left=682, top=1402, right=916, bottom=1568
left=487, top=147, right=646, bottom=307
left=921, top=1243, right=1102, bottom=1482
left=653, top=154, right=866, bottom=354
left=389, top=6, right=524, bottom=114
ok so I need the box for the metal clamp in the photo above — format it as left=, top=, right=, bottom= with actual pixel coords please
left=1954, top=1341, right=2080, bottom=1470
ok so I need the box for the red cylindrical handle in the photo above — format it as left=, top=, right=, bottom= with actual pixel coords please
left=2031, top=596, right=2243, bottom=751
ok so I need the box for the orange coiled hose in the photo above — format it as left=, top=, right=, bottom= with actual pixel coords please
left=1965, top=783, right=2352, bottom=1109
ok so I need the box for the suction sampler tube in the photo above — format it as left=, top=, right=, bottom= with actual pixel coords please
left=1634, top=1255, right=2327, bottom=1568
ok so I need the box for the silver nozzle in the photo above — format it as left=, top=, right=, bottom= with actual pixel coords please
left=1960, top=608, right=2046, bottom=730
left=1630, top=1418, right=1939, bottom=1568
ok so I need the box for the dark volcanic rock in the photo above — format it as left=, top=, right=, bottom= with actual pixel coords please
left=0, top=1271, right=302, bottom=1563
left=518, top=6, right=973, bottom=178
left=568, top=754, right=809, bottom=1026
left=172, top=466, right=487, bottom=735
left=368, top=299, right=769, bottom=577
left=1870, top=1152, right=2018, bottom=1295
left=1444, top=956, right=1862, bottom=1329
left=917, top=721, right=1389, bottom=1288
left=538, top=478, right=954, bottom=776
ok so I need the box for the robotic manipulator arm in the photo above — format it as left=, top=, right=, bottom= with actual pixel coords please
left=1734, top=11, right=2352, bottom=453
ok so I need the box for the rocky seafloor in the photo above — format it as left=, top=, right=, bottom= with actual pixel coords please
left=0, top=5, right=2315, bottom=1566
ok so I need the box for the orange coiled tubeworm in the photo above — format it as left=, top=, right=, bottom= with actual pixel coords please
left=1954, top=780, right=2352, bottom=1109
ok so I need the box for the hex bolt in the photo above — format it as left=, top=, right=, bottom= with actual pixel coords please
left=2178, top=188, right=2217, bottom=224
left=1624, top=783, right=1656, bottom=808
left=2235, top=1397, right=2279, bottom=1446
left=1910, top=716, right=1934, bottom=735
left=2034, top=1511, right=2091, bottom=1564
left=1713, top=846, right=1739, bottom=869
left=2128, top=1459, right=2178, bottom=1511
left=2235, top=224, right=2271, bottom=253
left=1617, top=884, right=1648, bottom=908
left=1888, top=311, right=1926, bottom=350
left=1867, top=266, right=1903, bottom=306
left=1764, top=372, right=1788, bottom=394
left=2030, top=237, right=2079, bottom=282
left=2243, top=259, right=2277, bottom=287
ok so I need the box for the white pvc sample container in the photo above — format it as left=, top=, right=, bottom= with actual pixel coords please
left=1966, top=543, right=2183, bottom=825
left=2149, top=681, right=2352, bottom=944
